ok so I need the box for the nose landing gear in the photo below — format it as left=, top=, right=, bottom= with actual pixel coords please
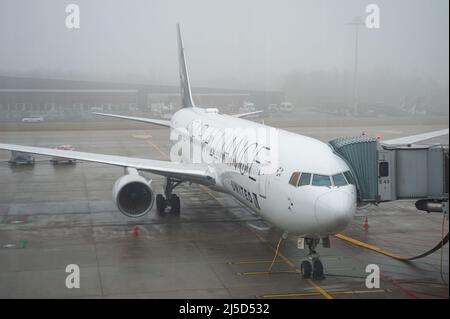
left=300, top=238, right=325, bottom=280
left=266, top=235, right=326, bottom=280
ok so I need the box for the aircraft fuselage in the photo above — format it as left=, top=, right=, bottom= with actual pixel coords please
left=170, top=107, right=357, bottom=237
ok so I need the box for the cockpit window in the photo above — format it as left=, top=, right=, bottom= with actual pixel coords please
left=289, top=172, right=301, bottom=186
left=343, top=171, right=355, bottom=185
left=298, top=173, right=311, bottom=186
left=332, top=173, right=348, bottom=187
left=312, top=174, right=331, bottom=187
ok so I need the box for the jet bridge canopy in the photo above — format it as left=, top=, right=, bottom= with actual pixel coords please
left=329, top=136, right=378, bottom=202
left=329, top=136, right=449, bottom=204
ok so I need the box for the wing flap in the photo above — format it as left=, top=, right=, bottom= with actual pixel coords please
left=0, top=143, right=214, bottom=186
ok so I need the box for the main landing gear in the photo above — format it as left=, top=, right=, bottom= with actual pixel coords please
left=300, top=238, right=325, bottom=280
left=156, top=177, right=182, bottom=216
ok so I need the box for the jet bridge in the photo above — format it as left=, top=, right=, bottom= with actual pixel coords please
left=329, top=136, right=449, bottom=213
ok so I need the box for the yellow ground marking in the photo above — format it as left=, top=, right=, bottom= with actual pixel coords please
left=146, top=140, right=168, bottom=158
left=260, top=289, right=386, bottom=299
left=228, top=260, right=286, bottom=265
left=132, top=134, right=152, bottom=139
left=237, top=270, right=297, bottom=276
left=200, top=185, right=226, bottom=206
left=229, top=256, right=343, bottom=265
left=145, top=136, right=333, bottom=299
left=268, top=237, right=283, bottom=273
left=305, top=279, right=333, bottom=299
left=251, top=230, right=333, bottom=299
left=252, top=231, right=296, bottom=268
left=335, top=233, right=406, bottom=260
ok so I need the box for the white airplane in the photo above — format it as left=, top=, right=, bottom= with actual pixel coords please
left=0, top=25, right=448, bottom=280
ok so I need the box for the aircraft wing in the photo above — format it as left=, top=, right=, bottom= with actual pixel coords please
left=232, top=110, right=263, bottom=118
left=0, top=143, right=215, bottom=186
left=93, top=112, right=171, bottom=128
left=382, top=128, right=449, bottom=145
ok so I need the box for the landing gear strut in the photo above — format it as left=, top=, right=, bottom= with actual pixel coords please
left=300, top=238, right=324, bottom=280
left=156, top=177, right=182, bottom=216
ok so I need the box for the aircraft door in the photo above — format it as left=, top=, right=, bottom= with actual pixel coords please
left=258, top=171, right=268, bottom=199
left=251, top=146, right=270, bottom=199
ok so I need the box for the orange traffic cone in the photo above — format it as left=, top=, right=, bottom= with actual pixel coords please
left=133, top=225, right=139, bottom=238
left=363, top=216, right=369, bottom=231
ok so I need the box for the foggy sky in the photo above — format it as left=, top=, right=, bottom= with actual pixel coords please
left=0, top=0, right=448, bottom=90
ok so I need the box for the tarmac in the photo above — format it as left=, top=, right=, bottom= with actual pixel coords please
left=0, top=121, right=448, bottom=298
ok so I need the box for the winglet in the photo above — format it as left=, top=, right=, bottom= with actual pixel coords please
left=177, top=24, right=195, bottom=108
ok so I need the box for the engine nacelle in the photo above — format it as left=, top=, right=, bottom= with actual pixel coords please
left=112, top=168, right=154, bottom=218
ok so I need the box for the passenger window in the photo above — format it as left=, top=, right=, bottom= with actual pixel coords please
left=343, top=171, right=355, bottom=185
left=289, top=172, right=301, bottom=186
left=298, top=173, right=311, bottom=186
left=332, top=173, right=348, bottom=187
left=312, top=174, right=331, bottom=187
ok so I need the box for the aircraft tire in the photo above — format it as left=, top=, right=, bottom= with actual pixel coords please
left=300, top=260, right=312, bottom=279
left=156, top=194, right=166, bottom=215
left=170, top=195, right=180, bottom=216
left=312, top=259, right=324, bottom=280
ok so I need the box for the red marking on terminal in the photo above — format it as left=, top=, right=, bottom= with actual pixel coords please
left=133, top=226, right=139, bottom=238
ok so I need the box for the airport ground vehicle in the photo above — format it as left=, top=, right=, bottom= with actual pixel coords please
left=50, top=145, right=76, bottom=164
left=8, top=151, right=35, bottom=165
left=21, top=116, right=44, bottom=123
left=269, top=102, right=294, bottom=113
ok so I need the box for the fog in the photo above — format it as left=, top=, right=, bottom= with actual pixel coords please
left=0, top=0, right=448, bottom=114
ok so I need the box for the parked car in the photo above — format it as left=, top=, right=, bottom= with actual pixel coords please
left=21, top=116, right=44, bottom=123
left=8, top=151, right=35, bottom=165
left=50, top=145, right=76, bottom=164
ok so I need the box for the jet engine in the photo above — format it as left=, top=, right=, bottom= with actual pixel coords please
left=112, top=168, right=154, bottom=217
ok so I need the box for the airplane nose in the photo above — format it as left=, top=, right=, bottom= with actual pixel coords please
left=314, top=191, right=355, bottom=233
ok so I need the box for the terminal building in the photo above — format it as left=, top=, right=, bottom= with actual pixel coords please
left=0, top=75, right=284, bottom=122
